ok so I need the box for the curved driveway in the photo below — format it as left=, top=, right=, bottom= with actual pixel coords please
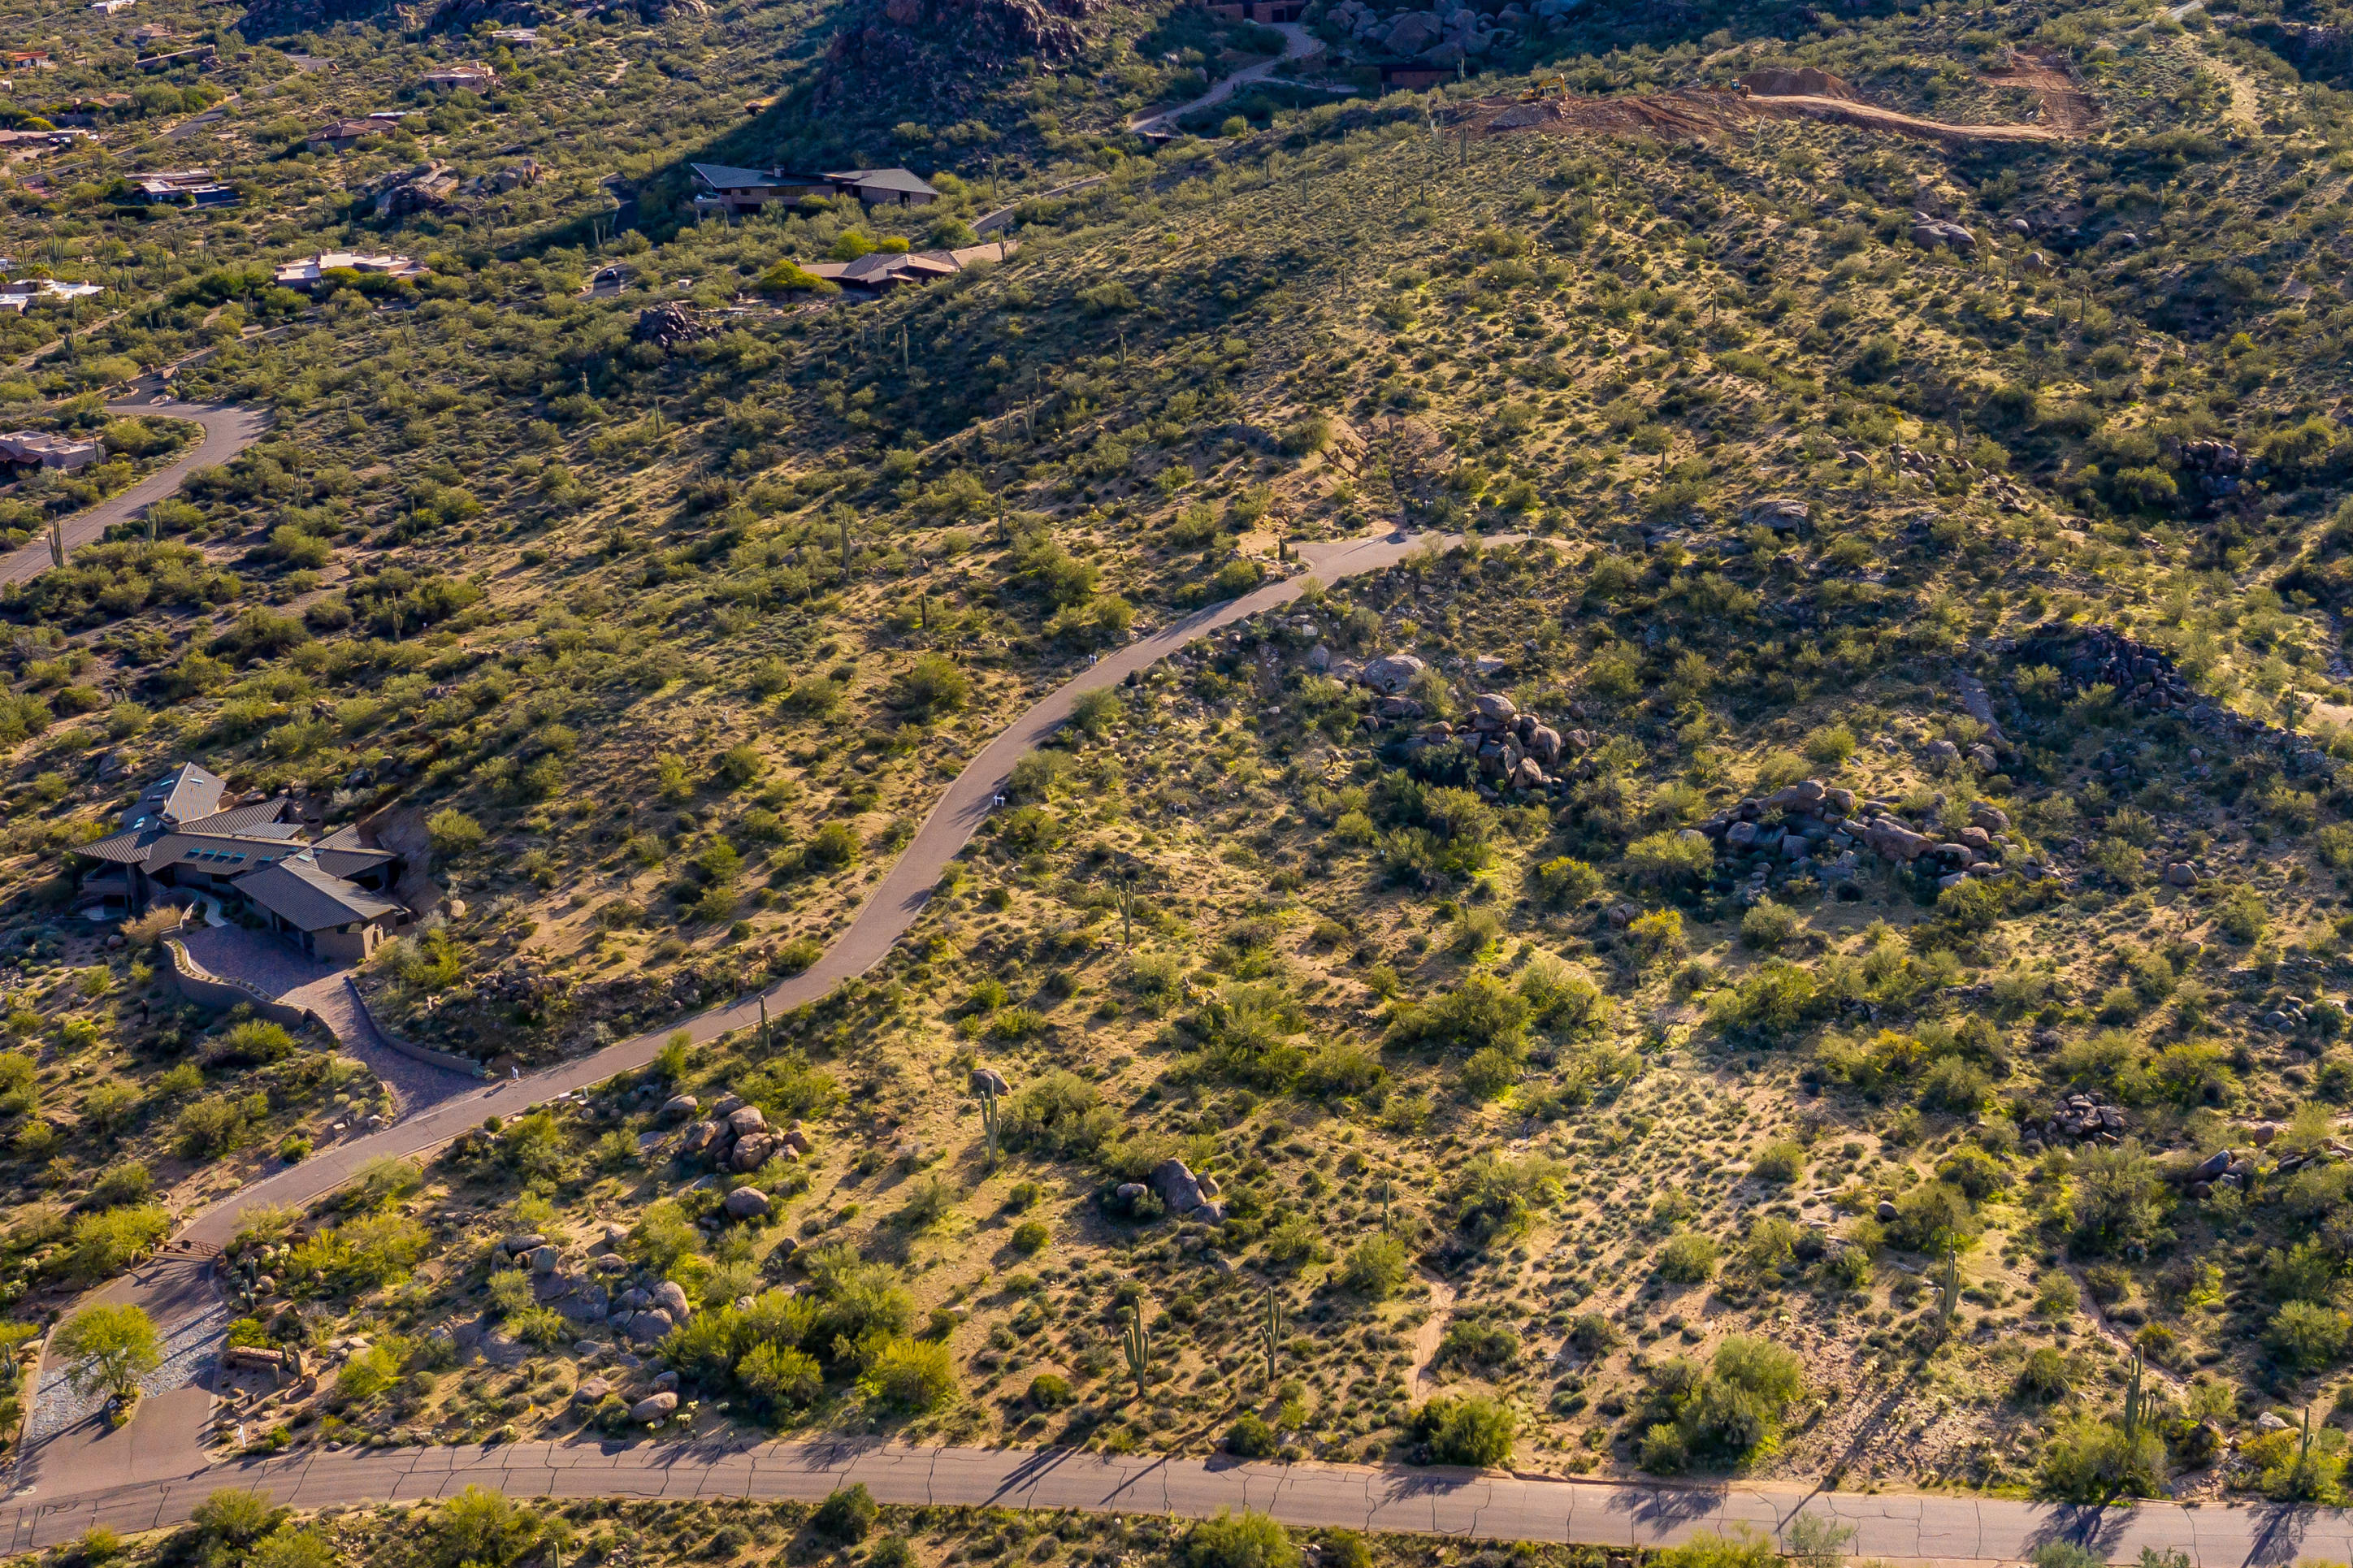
left=0, top=396, right=271, bottom=587
left=6, top=1431, right=2351, bottom=1564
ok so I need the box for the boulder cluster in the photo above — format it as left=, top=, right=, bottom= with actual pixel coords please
left=1398, top=689, right=1584, bottom=793
left=1352, top=654, right=1594, bottom=795
left=479, top=1220, right=778, bottom=1347
left=2033, top=1094, right=2127, bottom=1150
left=1322, top=0, right=1579, bottom=63
left=1113, top=1157, right=1226, bottom=1223
left=2026, top=626, right=2335, bottom=776
left=1696, top=778, right=2043, bottom=894
left=1908, top=212, right=1977, bottom=253
left=2173, top=438, right=2248, bottom=502
left=659, top=1091, right=812, bottom=1173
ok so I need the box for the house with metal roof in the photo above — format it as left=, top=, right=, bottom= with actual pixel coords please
left=821, top=168, right=939, bottom=208
left=800, top=240, right=1017, bottom=294
left=688, top=163, right=941, bottom=217
left=73, top=763, right=417, bottom=961
left=688, top=162, right=833, bottom=216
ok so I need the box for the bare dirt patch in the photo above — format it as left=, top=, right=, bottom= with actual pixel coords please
left=1471, top=48, right=2095, bottom=146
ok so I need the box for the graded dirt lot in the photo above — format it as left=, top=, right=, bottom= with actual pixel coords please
left=1472, top=48, right=2097, bottom=145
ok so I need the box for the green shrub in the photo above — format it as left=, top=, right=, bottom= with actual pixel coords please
left=2014, top=1346, right=2072, bottom=1401
left=1225, top=1412, right=1278, bottom=1458
left=1740, top=899, right=1797, bottom=951
left=2270, top=1300, right=2352, bottom=1369
left=1748, top=1139, right=1805, bottom=1184
left=1658, top=1230, right=1719, bottom=1283
left=2036, top=1415, right=2164, bottom=1501
left=1408, top=1393, right=1518, bottom=1466
left=1186, top=1513, right=1290, bottom=1568
left=1623, top=830, right=1714, bottom=890
left=1343, top=1234, right=1411, bottom=1299
left=812, top=1486, right=878, bottom=1544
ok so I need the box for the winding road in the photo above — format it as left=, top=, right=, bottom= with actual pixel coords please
left=6, top=522, right=2335, bottom=1563
left=0, top=392, right=269, bottom=587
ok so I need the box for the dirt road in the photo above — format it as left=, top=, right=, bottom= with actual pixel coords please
left=1129, top=23, right=1327, bottom=136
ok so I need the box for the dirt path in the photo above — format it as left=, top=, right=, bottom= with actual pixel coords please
left=1409, top=1273, right=1458, bottom=1390
left=2061, top=1258, right=2186, bottom=1387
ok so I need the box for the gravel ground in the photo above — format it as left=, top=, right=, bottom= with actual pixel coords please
left=28, top=1296, right=225, bottom=1443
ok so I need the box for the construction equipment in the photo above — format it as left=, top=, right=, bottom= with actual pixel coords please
left=1519, top=75, right=1566, bottom=101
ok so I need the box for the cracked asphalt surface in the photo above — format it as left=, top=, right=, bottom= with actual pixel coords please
left=7, top=1436, right=2353, bottom=1562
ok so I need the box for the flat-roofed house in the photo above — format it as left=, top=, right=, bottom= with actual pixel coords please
left=272, top=250, right=427, bottom=289
left=0, top=430, right=101, bottom=470
left=130, top=168, right=235, bottom=205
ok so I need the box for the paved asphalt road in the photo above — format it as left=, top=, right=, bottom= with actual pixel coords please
left=6, top=1434, right=2351, bottom=1564
left=0, top=397, right=270, bottom=587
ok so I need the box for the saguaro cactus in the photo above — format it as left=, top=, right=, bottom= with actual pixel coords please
left=2122, top=1350, right=2146, bottom=1440
left=46, top=520, right=65, bottom=570
left=1121, top=1297, right=1151, bottom=1400
left=1258, top=1287, right=1285, bottom=1386
left=971, top=1067, right=1012, bottom=1170
left=1936, top=1247, right=1961, bottom=1341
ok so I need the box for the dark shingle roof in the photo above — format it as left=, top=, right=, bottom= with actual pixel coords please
left=232, top=856, right=401, bottom=932
left=177, top=801, right=299, bottom=836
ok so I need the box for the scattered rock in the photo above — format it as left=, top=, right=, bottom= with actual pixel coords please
left=628, top=1392, right=678, bottom=1423
left=723, top=1187, right=773, bottom=1219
